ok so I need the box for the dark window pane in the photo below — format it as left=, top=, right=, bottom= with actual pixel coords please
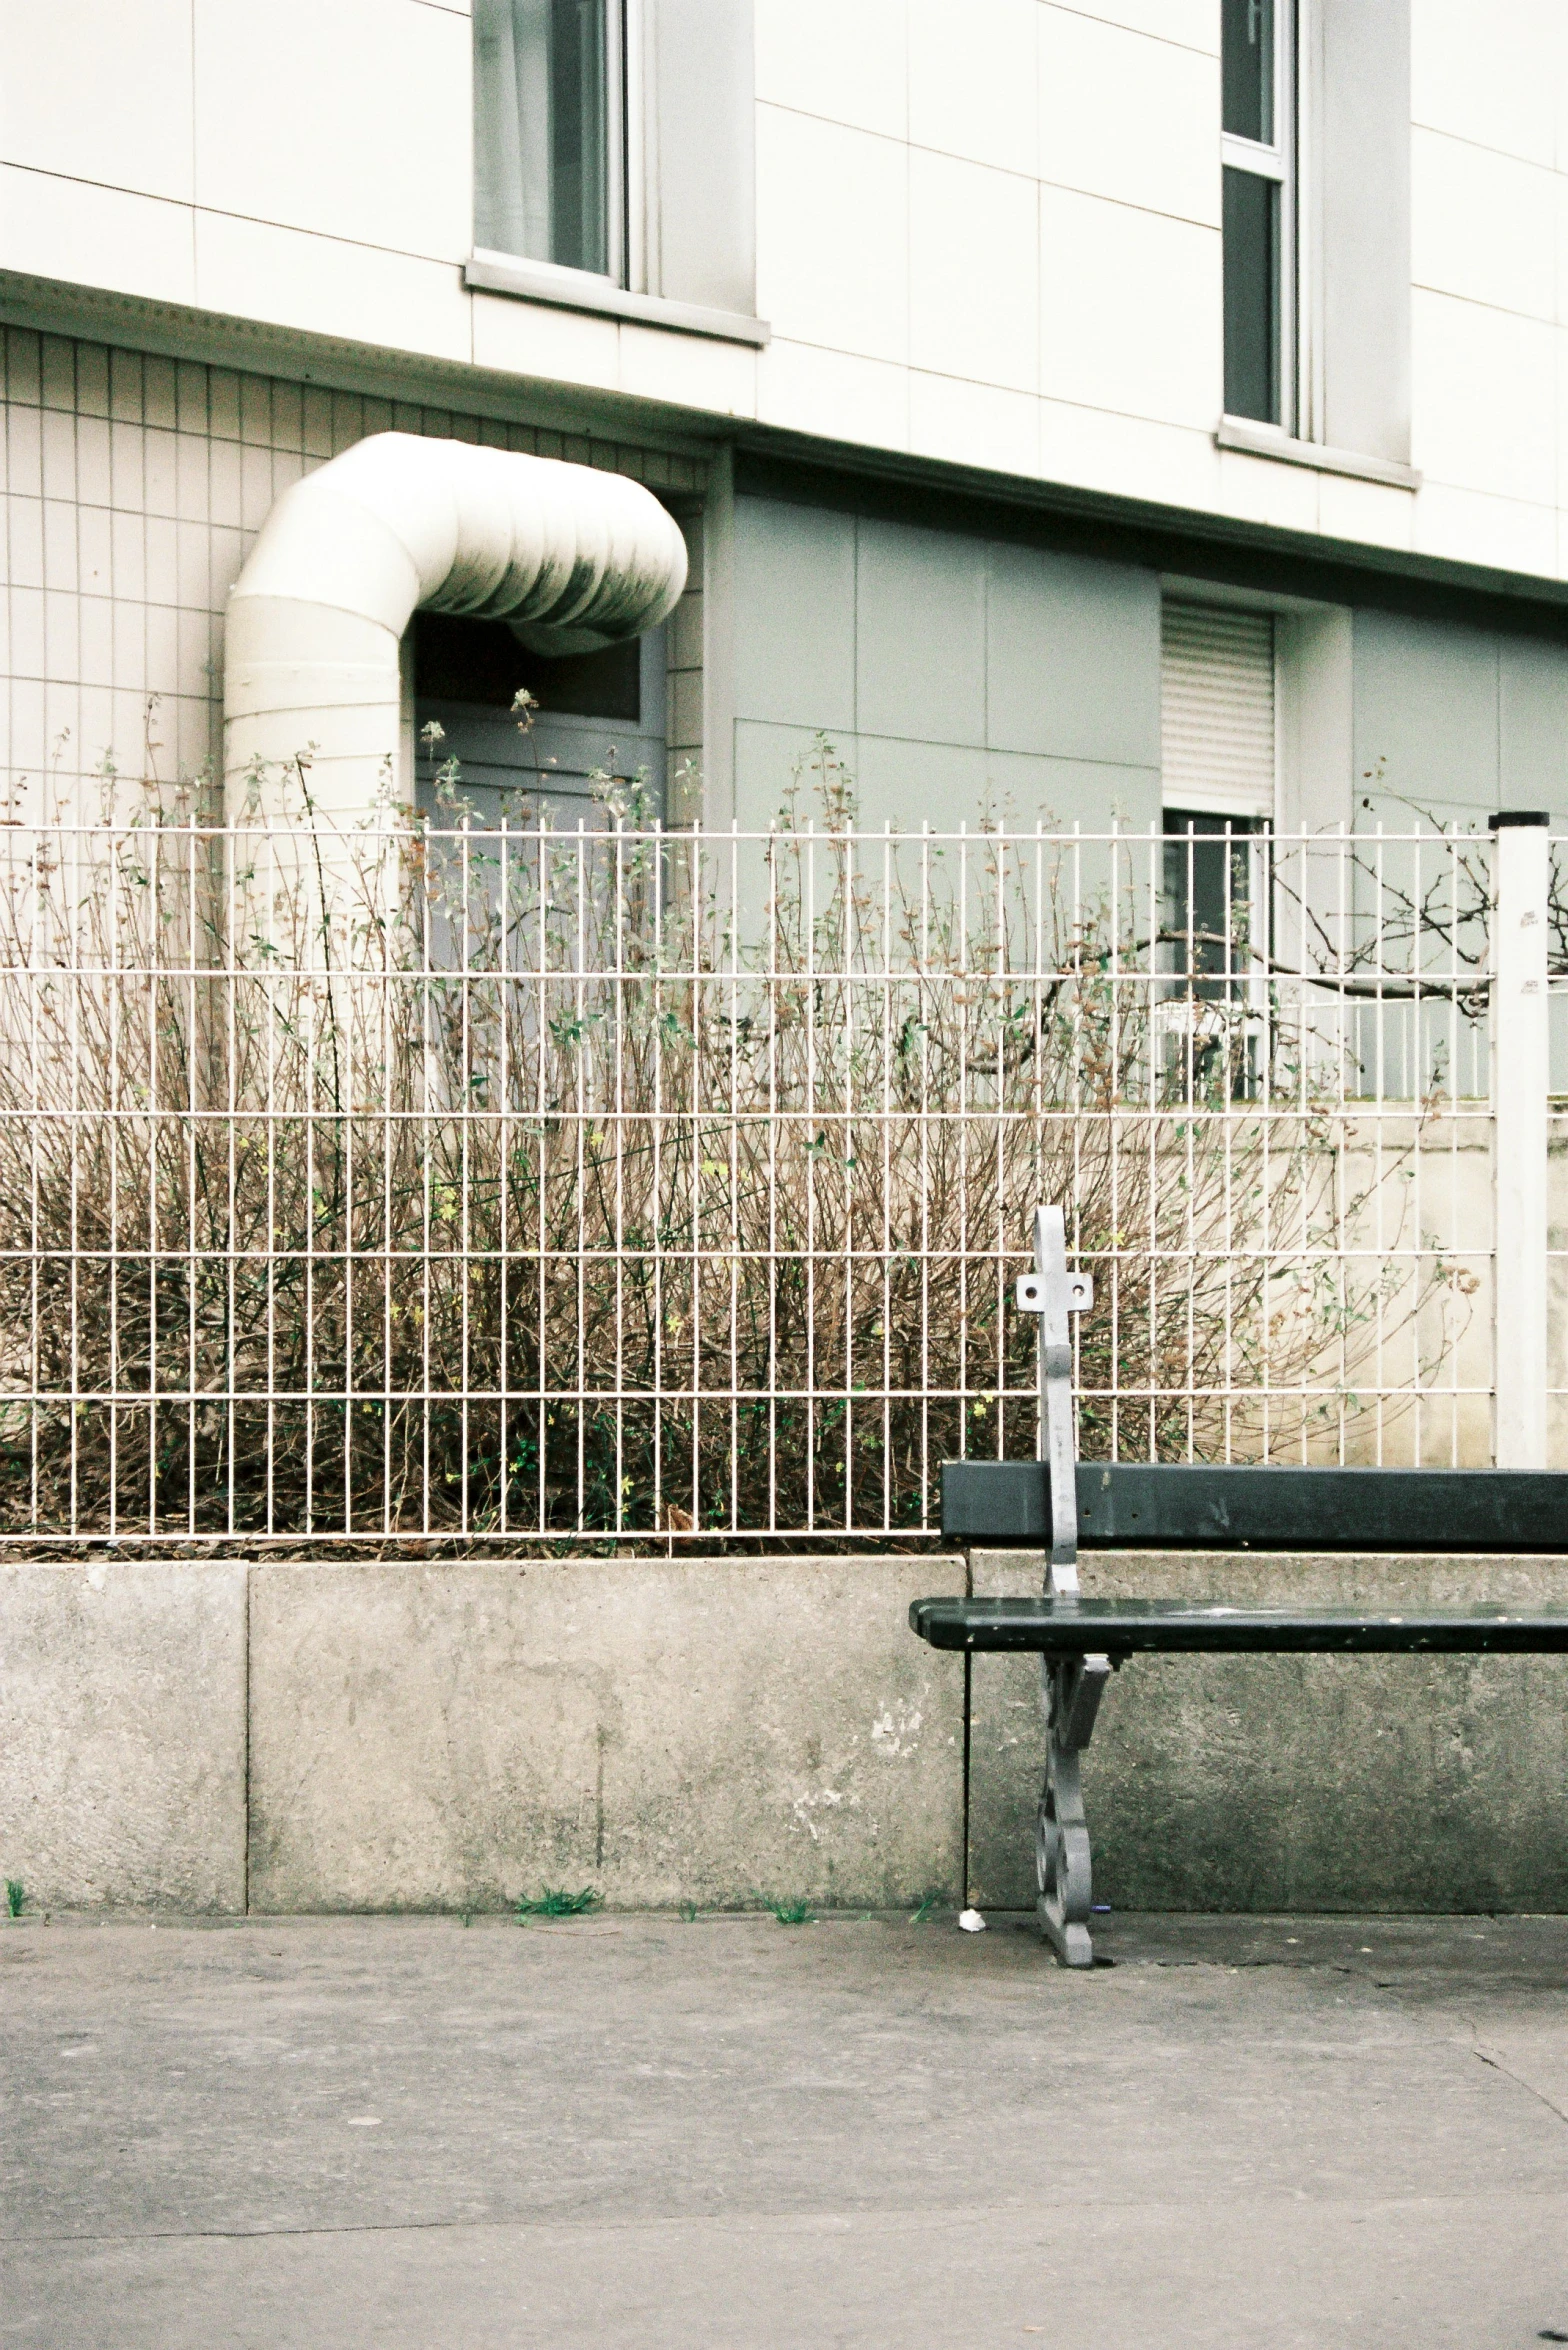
left=550, top=0, right=608, bottom=275
left=1222, top=0, right=1274, bottom=143
left=1223, top=167, right=1279, bottom=423
left=1163, top=814, right=1264, bottom=1096
left=1164, top=813, right=1257, bottom=970
left=474, top=0, right=611, bottom=276
left=1163, top=811, right=1263, bottom=1015
left=415, top=613, right=641, bottom=721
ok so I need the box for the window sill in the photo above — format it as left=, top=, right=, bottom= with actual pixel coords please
left=1216, top=418, right=1421, bottom=492
left=466, top=252, right=771, bottom=349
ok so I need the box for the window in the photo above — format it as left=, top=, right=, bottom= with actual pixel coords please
left=1160, top=602, right=1275, bottom=1088
left=474, top=0, right=624, bottom=281
left=1221, top=0, right=1292, bottom=426
left=1163, top=814, right=1262, bottom=991
left=413, top=611, right=668, bottom=831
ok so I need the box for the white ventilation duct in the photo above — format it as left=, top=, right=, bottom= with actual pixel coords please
left=223, top=432, right=688, bottom=817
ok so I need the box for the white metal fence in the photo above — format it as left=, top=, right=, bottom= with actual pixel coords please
left=0, top=800, right=1551, bottom=1550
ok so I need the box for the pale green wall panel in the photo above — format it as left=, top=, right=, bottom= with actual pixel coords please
left=1499, top=638, right=1568, bottom=817
left=854, top=519, right=988, bottom=749
left=732, top=499, right=856, bottom=733
left=1352, top=611, right=1499, bottom=814
left=982, top=750, right=1161, bottom=832
left=733, top=717, right=854, bottom=828
left=985, top=543, right=1161, bottom=768
left=851, top=733, right=989, bottom=830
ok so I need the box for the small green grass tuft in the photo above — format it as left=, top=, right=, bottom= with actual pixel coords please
left=909, top=1893, right=943, bottom=1925
left=5, top=1879, right=25, bottom=1919
left=678, top=1900, right=699, bottom=1922
left=515, top=1887, right=603, bottom=1920
left=771, top=1898, right=815, bottom=1926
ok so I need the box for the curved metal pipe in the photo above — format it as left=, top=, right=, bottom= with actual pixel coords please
left=223, top=432, right=687, bottom=815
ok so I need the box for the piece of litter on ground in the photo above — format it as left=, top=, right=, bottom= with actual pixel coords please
left=345, top=2116, right=382, bottom=2127
left=1092, top=1903, right=1111, bottom=1914
left=958, top=1908, right=987, bottom=1934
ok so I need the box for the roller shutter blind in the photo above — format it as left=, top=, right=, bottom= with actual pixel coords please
left=1160, top=603, right=1276, bottom=819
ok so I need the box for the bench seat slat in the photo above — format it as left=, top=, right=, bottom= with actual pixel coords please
left=940, top=1460, right=1568, bottom=1552
left=910, top=1595, right=1568, bottom=1655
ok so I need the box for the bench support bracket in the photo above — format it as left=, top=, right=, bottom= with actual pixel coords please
left=1018, top=1205, right=1108, bottom=1968
left=1037, top=1652, right=1112, bottom=1966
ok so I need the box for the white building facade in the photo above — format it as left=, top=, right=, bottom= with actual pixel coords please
left=2, top=0, right=1566, bottom=839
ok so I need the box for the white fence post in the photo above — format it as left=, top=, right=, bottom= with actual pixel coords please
left=1490, top=810, right=1550, bottom=1469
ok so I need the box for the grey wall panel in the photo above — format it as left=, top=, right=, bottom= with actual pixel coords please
left=728, top=497, right=1164, bottom=831
left=733, top=717, right=853, bottom=829
left=1277, top=607, right=1354, bottom=834
left=1499, top=638, right=1568, bottom=816
left=1318, top=0, right=1412, bottom=464
left=985, top=545, right=1160, bottom=766
left=984, top=750, right=1161, bottom=832
left=732, top=497, right=856, bottom=732
left=853, top=734, right=990, bottom=830
left=855, top=519, right=987, bottom=748
left=1352, top=611, right=1498, bottom=814
left=648, top=0, right=756, bottom=316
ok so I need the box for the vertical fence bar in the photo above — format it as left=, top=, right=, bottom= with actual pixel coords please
left=1490, top=810, right=1550, bottom=1469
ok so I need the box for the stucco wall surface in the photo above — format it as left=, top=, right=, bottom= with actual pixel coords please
left=247, top=1556, right=963, bottom=1914
left=0, top=1558, right=247, bottom=1912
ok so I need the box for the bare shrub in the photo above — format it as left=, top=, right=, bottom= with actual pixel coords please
left=0, top=749, right=1454, bottom=1548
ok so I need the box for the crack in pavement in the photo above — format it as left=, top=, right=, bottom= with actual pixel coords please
left=1470, top=2042, right=1568, bottom=2129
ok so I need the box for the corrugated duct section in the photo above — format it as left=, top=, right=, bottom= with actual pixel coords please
left=1160, top=602, right=1276, bottom=818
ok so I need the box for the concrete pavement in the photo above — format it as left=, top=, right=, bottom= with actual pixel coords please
left=3, top=1908, right=1567, bottom=2347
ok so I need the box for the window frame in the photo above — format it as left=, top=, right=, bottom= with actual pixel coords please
left=1220, top=0, right=1297, bottom=435
left=472, top=0, right=633, bottom=293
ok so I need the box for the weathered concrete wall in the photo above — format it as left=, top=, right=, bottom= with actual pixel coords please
left=247, top=1556, right=963, bottom=1913
left=966, top=1549, right=1568, bottom=1914
left=4, top=1549, right=1567, bottom=1917
left=0, top=1560, right=247, bottom=1912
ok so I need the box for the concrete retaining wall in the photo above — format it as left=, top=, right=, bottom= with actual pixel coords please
left=968, top=1551, right=1568, bottom=1914
left=248, top=1558, right=962, bottom=1913
left=0, top=1560, right=248, bottom=1912
left=2, top=1550, right=1566, bottom=1916
left=1, top=1556, right=963, bottom=1916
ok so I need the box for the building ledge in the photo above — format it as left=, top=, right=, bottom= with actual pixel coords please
left=465, top=252, right=771, bottom=349
left=1216, top=418, right=1421, bottom=492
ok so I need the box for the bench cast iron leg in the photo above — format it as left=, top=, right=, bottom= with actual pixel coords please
left=1018, top=1204, right=1106, bottom=1968
left=1036, top=1653, right=1112, bottom=1968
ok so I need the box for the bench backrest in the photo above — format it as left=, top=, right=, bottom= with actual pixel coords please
left=940, top=1458, right=1568, bottom=1552
left=941, top=1204, right=1568, bottom=1573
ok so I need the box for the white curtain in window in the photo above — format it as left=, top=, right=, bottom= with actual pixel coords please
left=474, top=0, right=551, bottom=261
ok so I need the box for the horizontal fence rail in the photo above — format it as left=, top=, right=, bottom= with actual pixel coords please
left=0, top=805, right=1526, bottom=1549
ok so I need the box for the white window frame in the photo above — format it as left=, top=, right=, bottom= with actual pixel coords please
left=1221, top=0, right=1297, bottom=437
